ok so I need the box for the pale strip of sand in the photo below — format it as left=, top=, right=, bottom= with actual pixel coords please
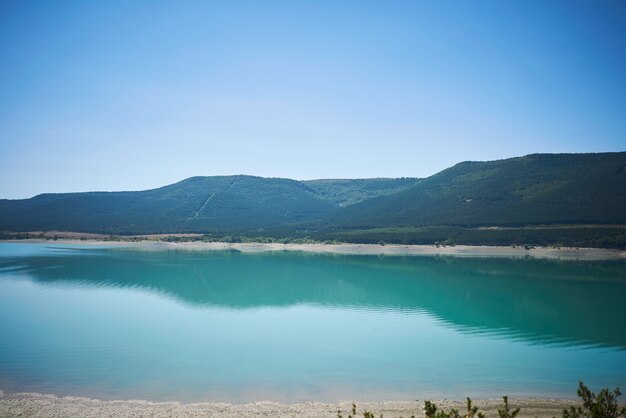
left=0, top=391, right=578, bottom=418
left=11, top=239, right=626, bottom=261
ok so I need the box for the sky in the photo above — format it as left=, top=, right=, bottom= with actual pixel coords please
left=1, top=0, right=625, bottom=199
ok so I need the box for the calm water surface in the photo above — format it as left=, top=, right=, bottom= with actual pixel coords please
left=0, top=242, right=625, bottom=402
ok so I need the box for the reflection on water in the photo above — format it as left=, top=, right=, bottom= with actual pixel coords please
left=5, top=246, right=626, bottom=348
left=0, top=243, right=625, bottom=402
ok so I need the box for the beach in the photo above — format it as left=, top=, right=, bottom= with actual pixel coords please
left=0, top=391, right=578, bottom=418
left=6, top=238, right=625, bottom=261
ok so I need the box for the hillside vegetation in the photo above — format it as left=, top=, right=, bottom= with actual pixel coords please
left=323, top=152, right=626, bottom=228
left=1, top=152, right=625, bottom=247
left=0, top=176, right=336, bottom=234
left=0, top=176, right=417, bottom=234
left=304, top=177, right=420, bottom=206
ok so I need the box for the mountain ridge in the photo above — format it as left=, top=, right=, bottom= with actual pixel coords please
left=321, top=151, right=626, bottom=228
left=1, top=152, right=625, bottom=247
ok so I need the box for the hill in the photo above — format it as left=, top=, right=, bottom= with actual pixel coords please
left=322, top=152, right=626, bottom=229
left=1, top=152, right=625, bottom=247
left=304, top=178, right=420, bottom=206
left=0, top=176, right=419, bottom=235
left=0, top=175, right=337, bottom=234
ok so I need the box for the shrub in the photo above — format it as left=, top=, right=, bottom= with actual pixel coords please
left=424, top=397, right=484, bottom=418
left=357, top=381, right=624, bottom=418
left=497, top=396, right=519, bottom=418
left=563, top=381, right=626, bottom=418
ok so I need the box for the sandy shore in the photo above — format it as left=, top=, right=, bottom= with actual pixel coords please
left=8, top=239, right=625, bottom=261
left=0, top=391, right=578, bottom=418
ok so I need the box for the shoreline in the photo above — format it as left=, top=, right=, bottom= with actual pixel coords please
left=0, top=390, right=579, bottom=417
left=2, top=238, right=626, bottom=260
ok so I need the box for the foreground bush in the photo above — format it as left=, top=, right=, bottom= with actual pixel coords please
left=563, top=381, right=626, bottom=418
left=340, top=381, right=624, bottom=418
left=424, top=397, right=487, bottom=418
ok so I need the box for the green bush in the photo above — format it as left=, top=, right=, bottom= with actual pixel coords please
left=425, top=397, right=484, bottom=418
left=497, top=396, right=519, bottom=418
left=563, top=381, right=626, bottom=418
left=420, top=382, right=623, bottom=418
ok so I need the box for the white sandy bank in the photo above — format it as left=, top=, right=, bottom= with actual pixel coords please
left=0, top=391, right=578, bottom=418
left=27, top=239, right=626, bottom=261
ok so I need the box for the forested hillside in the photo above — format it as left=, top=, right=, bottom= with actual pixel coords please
left=304, top=178, right=420, bottom=206
left=0, top=176, right=336, bottom=234
left=323, top=152, right=626, bottom=228
left=1, top=153, right=625, bottom=247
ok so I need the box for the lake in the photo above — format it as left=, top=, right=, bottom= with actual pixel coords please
left=0, top=242, right=625, bottom=403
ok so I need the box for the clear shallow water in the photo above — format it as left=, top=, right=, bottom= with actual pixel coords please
left=0, top=242, right=625, bottom=402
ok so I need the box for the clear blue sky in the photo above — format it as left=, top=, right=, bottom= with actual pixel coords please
left=1, top=0, right=625, bottom=198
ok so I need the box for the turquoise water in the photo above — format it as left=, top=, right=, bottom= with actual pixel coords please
left=0, top=242, right=625, bottom=402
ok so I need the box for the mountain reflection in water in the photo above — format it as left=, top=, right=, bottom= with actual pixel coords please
left=4, top=246, right=626, bottom=349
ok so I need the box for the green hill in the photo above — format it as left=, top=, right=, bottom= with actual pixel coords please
left=304, top=178, right=420, bottom=206
left=1, top=152, right=625, bottom=247
left=0, top=175, right=337, bottom=234
left=0, top=175, right=419, bottom=235
left=323, top=152, right=626, bottom=229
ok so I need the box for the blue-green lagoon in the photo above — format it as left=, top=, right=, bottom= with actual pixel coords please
left=0, top=242, right=625, bottom=402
